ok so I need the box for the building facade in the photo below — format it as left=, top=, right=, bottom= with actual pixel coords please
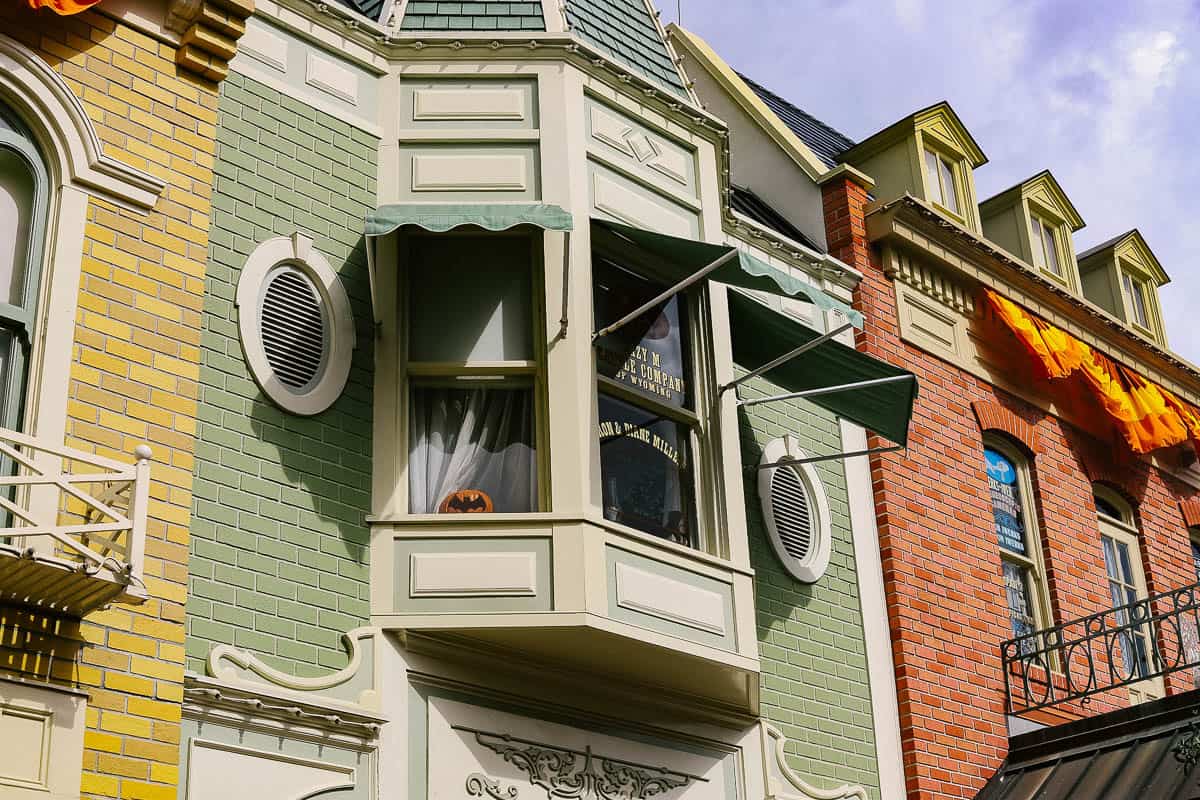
left=175, top=3, right=915, bottom=800
left=728, top=77, right=1200, bottom=797
left=0, top=1, right=250, bottom=799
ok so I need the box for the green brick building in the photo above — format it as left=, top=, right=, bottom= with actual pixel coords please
left=177, top=4, right=914, bottom=800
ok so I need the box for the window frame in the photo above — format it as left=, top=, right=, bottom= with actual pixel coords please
left=922, top=146, right=962, bottom=219
left=398, top=229, right=550, bottom=514
left=984, top=435, right=1055, bottom=647
left=1188, top=527, right=1200, bottom=583
left=1120, top=268, right=1153, bottom=333
left=1029, top=212, right=1065, bottom=282
left=589, top=232, right=722, bottom=555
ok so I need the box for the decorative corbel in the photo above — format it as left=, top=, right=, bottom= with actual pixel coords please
left=166, top=0, right=254, bottom=82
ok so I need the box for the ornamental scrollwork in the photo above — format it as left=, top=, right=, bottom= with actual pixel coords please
left=454, top=726, right=697, bottom=800
left=467, top=773, right=520, bottom=800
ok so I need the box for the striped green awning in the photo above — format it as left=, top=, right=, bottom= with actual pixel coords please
left=727, top=290, right=916, bottom=446
left=592, top=219, right=863, bottom=328
left=365, top=203, right=574, bottom=236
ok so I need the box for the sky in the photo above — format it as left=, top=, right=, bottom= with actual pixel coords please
left=659, top=0, right=1200, bottom=363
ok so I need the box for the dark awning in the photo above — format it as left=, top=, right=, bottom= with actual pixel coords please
left=727, top=290, right=916, bottom=447
left=592, top=218, right=863, bottom=328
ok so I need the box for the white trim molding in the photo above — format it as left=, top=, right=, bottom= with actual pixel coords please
left=758, top=436, right=832, bottom=583
left=0, top=33, right=164, bottom=211
left=761, top=723, right=868, bottom=800
left=236, top=233, right=356, bottom=417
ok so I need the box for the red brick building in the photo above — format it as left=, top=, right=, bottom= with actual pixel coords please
left=816, top=105, right=1200, bottom=798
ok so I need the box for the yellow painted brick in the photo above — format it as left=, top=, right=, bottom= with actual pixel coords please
left=121, top=780, right=176, bottom=800
left=148, top=390, right=194, bottom=416
left=84, top=311, right=134, bottom=340
left=128, top=363, right=176, bottom=393
left=106, top=338, right=156, bottom=366
left=156, top=682, right=183, bottom=703
left=97, top=410, right=148, bottom=438
left=75, top=384, right=126, bottom=413
left=80, top=771, right=120, bottom=797
left=152, top=353, right=198, bottom=381
left=105, top=671, right=155, bottom=697
left=149, top=763, right=178, bottom=784
left=74, top=664, right=104, bottom=687
left=84, top=221, right=117, bottom=247
left=81, top=87, right=128, bottom=118
left=80, top=348, right=130, bottom=376
left=157, top=642, right=184, bottom=663
left=126, top=696, right=181, bottom=723
left=84, top=730, right=123, bottom=754
left=134, top=294, right=183, bottom=323
left=129, top=655, right=184, bottom=683
left=78, top=292, right=109, bottom=315
left=154, top=503, right=191, bottom=527
left=175, top=415, right=195, bottom=436
left=87, top=607, right=133, bottom=631
left=124, top=737, right=178, bottom=764
left=81, top=646, right=129, bottom=670
left=98, top=752, right=149, bottom=780
left=81, top=254, right=114, bottom=279
left=112, top=268, right=160, bottom=297
left=130, top=617, right=183, bottom=644
left=100, top=710, right=153, bottom=738
left=107, top=630, right=158, bottom=657
left=67, top=399, right=100, bottom=423
left=86, top=706, right=100, bottom=728
left=141, top=577, right=187, bottom=606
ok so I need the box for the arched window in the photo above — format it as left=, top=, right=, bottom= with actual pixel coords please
left=0, top=102, right=46, bottom=433
left=1093, top=484, right=1162, bottom=702
left=1188, top=527, right=1200, bottom=582
left=984, top=436, right=1053, bottom=644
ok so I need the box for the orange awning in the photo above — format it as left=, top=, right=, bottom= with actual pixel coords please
left=985, top=289, right=1200, bottom=454
left=28, top=0, right=101, bottom=14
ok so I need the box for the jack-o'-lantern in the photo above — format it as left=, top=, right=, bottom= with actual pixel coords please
left=438, top=489, right=493, bottom=513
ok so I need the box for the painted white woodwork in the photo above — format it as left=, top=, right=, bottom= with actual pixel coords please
left=591, top=169, right=696, bottom=237
left=412, top=88, right=527, bottom=121
left=411, top=153, right=529, bottom=192
left=306, top=52, right=360, bottom=103
left=187, top=739, right=355, bottom=800
left=0, top=430, right=151, bottom=613
left=614, top=561, right=726, bottom=635
left=588, top=103, right=691, bottom=188
left=0, top=679, right=86, bottom=799
left=239, top=23, right=288, bottom=72
left=760, top=723, right=868, bottom=800
left=410, top=551, right=538, bottom=597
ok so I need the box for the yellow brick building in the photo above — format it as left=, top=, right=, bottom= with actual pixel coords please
left=0, top=2, right=248, bottom=798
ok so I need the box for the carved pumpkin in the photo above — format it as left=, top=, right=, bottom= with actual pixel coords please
left=438, top=489, right=493, bottom=514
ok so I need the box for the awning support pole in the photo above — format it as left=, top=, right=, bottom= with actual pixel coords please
left=592, top=248, right=739, bottom=341
left=555, top=231, right=571, bottom=342
left=755, top=444, right=902, bottom=468
left=736, top=374, right=915, bottom=408
left=719, top=322, right=853, bottom=394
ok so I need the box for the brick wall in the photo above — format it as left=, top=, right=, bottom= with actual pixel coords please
left=185, top=70, right=377, bottom=678
left=738, top=369, right=881, bottom=798
left=0, top=5, right=223, bottom=799
left=823, top=175, right=1200, bottom=800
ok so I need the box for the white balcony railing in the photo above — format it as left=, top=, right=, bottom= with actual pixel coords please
left=0, top=428, right=151, bottom=615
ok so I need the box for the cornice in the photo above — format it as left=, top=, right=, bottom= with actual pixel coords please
left=866, top=194, right=1200, bottom=403
left=724, top=210, right=861, bottom=293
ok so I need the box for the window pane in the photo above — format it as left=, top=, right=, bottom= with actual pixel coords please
left=409, top=385, right=536, bottom=513
left=1128, top=276, right=1149, bottom=328
left=408, top=236, right=532, bottom=362
left=1190, top=538, right=1200, bottom=580
left=0, top=149, right=34, bottom=308
left=1029, top=218, right=1046, bottom=269
left=1042, top=224, right=1062, bottom=276
left=1095, top=494, right=1123, bottom=521
left=923, top=149, right=942, bottom=206
left=598, top=393, right=695, bottom=546
left=593, top=259, right=691, bottom=409
left=1002, top=561, right=1037, bottom=641
left=986, top=447, right=1028, bottom=555
left=938, top=156, right=959, bottom=214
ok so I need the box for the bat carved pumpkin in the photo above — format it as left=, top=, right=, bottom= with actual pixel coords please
left=438, top=489, right=493, bottom=514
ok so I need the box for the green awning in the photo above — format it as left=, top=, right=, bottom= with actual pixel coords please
left=593, top=218, right=863, bottom=328
left=366, top=203, right=574, bottom=237
left=727, top=290, right=916, bottom=446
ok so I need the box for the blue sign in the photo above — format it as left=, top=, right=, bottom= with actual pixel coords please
left=985, top=448, right=1026, bottom=555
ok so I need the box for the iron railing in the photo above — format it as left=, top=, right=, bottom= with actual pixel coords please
left=1003, top=580, right=1200, bottom=715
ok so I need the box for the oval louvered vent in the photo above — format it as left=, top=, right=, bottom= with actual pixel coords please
left=759, top=437, right=832, bottom=583
left=769, top=465, right=812, bottom=561
left=260, top=267, right=326, bottom=390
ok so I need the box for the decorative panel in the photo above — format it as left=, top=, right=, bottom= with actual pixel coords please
left=606, top=547, right=736, bottom=650
left=586, top=100, right=696, bottom=197
left=419, top=693, right=738, bottom=800
left=0, top=680, right=85, bottom=800
left=0, top=704, right=50, bottom=789
left=306, top=52, right=359, bottom=104
left=393, top=536, right=552, bottom=612
left=589, top=164, right=698, bottom=238
left=400, top=80, right=538, bottom=130
left=398, top=145, right=540, bottom=201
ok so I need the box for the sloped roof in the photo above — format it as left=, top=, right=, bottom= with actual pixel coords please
left=330, top=0, right=386, bottom=22
left=738, top=73, right=855, bottom=169
left=729, top=186, right=822, bottom=252
left=565, top=0, right=688, bottom=96
left=400, top=1, right=545, bottom=30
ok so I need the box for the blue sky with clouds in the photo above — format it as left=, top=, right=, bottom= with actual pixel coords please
left=661, top=0, right=1200, bottom=362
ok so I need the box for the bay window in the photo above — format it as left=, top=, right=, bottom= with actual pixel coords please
left=404, top=233, right=543, bottom=514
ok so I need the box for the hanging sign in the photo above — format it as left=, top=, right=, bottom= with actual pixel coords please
left=985, top=448, right=1027, bottom=555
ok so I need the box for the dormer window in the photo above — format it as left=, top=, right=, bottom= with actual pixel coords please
left=923, top=148, right=959, bottom=215
left=1121, top=270, right=1151, bottom=330
left=1030, top=215, right=1063, bottom=279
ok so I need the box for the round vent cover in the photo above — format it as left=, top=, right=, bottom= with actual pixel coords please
left=769, top=464, right=813, bottom=561
left=261, top=267, right=326, bottom=390
left=758, top=436, right=832, bottom=583
left=237, top=234, right=355, bottom=417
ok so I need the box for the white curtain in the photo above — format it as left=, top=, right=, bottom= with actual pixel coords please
left=409, top=387, right=536, bottom=513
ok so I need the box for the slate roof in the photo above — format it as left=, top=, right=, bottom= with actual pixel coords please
left=401, top=1, right=545, bottom=30
left=729, top=186, right=822, bottom=252
left=738, top=73, right=855, bottom=169
left=975, top=691, right=1200, bottom=799
left=564, top=0, right=688, bottom=96
left=1077, top=229, right=1138, bottom=261
left=330, top=0, right=386, bottom=22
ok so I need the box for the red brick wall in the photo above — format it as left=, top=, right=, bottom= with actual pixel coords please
left=822, top=176, right=1200, bottom=800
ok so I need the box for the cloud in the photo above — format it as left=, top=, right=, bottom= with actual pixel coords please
left=665, top=0, right=1200, bottom=363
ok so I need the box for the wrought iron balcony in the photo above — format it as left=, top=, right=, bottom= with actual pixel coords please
left=0, top=429, right=151, bottom=616
left=1003, top=579, right=1200, bottom=716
